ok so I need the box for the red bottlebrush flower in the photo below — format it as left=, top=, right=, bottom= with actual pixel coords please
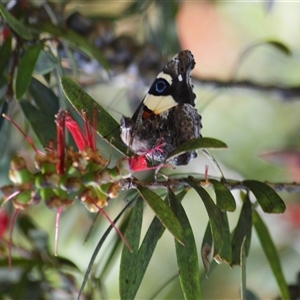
left=64, top=113, right=86, bottom=151
left=3, top=108, right=131, bottom=258
left=65, top=110, right=96, bottom=151
left=0, top=209, right=9, bottom=238
left=82, top=109, right=96, bottom=151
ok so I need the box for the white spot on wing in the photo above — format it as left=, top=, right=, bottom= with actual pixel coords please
left=178, top=74, right=183, bottom=82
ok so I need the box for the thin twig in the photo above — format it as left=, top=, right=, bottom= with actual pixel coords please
left=120, top=177, right=300, bottom=193
left=195, top=77, right=300, bottom=100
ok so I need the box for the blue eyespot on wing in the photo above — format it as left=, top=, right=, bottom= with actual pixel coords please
left=149, top=78, right=170, bottom=96
left=155, top=79, right=167, bottom=93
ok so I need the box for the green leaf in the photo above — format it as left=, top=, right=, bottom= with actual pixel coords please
left=119, top=198, right=144, bottom=300
left=34, top=50, right=58, bottom=75
left=240, top=236, right=247, bottom=300
left=168, top=188, right=201, bottom=300
left=136, top=185, right=184, bottom=245
left=201, top=222, right=213, bottom=277
left=15, top=43, right=42, bottom=99
left=186, top=177, right=231, bottom=263
left=231, top=193, right=252, bottom=266
left=29, top=78, right=59, bottom=120
left=0, top=3, right=33, bottom=40
left=19, top=100, right=56, bottom=146
left=265, top=40, right=291, bottom=56
left=210, top=179, right=236, bottom=211
left=31, top=22, right=109, bottom=70
left=60, top=76, right=128, bottom=155
left=0, top=35, right=12, bottom=76
left=131, top=189, right=188, bottom=298
left=252, top=209, right=290, bottom=300
left=119, top=200, right=165, bottom=300
left=167, top=137, right=227, bottom=161
left=243, top=180, right=286, bottom=213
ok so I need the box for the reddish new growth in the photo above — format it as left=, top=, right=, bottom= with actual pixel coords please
left=129, top=141, right=171, bottom=173
left=0, top=209, right=9, bottom=238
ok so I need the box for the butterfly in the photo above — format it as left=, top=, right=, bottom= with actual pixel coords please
left=120, top=50, right=202, bottom=165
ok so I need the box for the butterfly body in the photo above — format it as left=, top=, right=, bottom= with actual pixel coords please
left=120, top=50, right=202, bottom=165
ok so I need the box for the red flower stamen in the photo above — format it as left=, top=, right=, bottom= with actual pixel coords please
left=55, top=110, right=66, bottom=175
left=65, top=112, right=87, bottom=151
left=82, top=110, right=96, bottom=151
left=65, top=110, right=97, bottom=151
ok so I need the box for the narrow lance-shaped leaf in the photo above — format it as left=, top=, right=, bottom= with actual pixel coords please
left=252, top=209, right=290, bottom=300
left=119, top=198, right=144, bottom=300
left=243, top=180, right=285, bottom=213
left=15, top=43, right=42, bottom=99
left=167, top=137, right=227, bottom=161
left=136, top=185, right=184, bottom=245
left=19, top=100, right=56, bottom=146
left=0, top=35, right=12, bottom=76
left=217, top=211, right=232, bottom=263
left=0, top=3, right=33, bottom=40
left=185, top=177, right=231, bottom=263
left=29, top=78, right=59, bottom=120
left=168, top=188, right=201, bottom=300
left=133, top=189, right=188, bottom=299
left=231, top=192, right=252, bottom=266
left=60, top=76, right=128, bottom=155
left=240, top=236, right=247, bottom=300
left=201, top=222, right=213, bottom=277
left=210, top=179, right=236, bottom=212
